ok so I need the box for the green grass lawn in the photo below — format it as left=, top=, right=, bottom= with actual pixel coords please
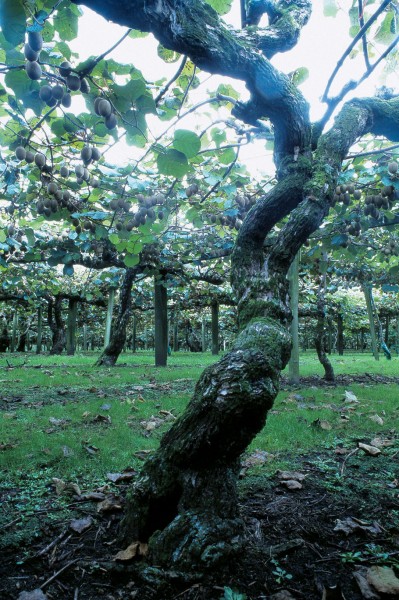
left=1, top=349, right=398, bottom=551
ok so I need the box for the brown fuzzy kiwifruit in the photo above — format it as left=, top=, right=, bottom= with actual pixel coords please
left=105, top=113, right=117, bottom=129
left=26, top=61, right=42, bottom=80
left=15, top=146, right=26, bottom=161
left=66, top=74, right=81, bottom=91
left=24, top=43, right=39, bottom=62
left=59, top=61, right=72, bottom=77
left=28, top=31, right=43, bottom=52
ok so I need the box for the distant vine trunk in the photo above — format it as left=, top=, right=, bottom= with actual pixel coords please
left=314, top=256, right=335, bottom=382
left=96, top=268, right=136, bottom=366
left=48, top=295, right=66, bottom=355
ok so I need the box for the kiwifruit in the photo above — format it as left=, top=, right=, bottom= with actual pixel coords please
left=75, top=165, right=84, bottom=178
left=388, top=161, right=398, bottom=174
left=76, top=177, right=83, bottom=185
left=66, top=74, right=81, bottom=91
left=105, top=113, right=117, bottom=129
left=75, top=225, right=82, bottom=234
left=382, top=185, right=393, bottom=197
left=46, top=97, right=57, bottom=108
left=59, top=61, right=72, bottom=77
left=61, top=93, right=72, bottom=108
left=335, top=186, right=342, bottom=195
left=353, top=190, right=362, bottom=200
left=26, top=61, right=42, bottom=80
left=60, top=165, right=69, bottom=178
left=126, top=220, right=134, bottom=232
left=98, top=99, right=112, bottom=118
left=117, top=198, right=125, bottom=208
left=147, top=208, right=155, bottom=219
left=83, top=220, right=91, bottom=230
left=25, top=151, right=34, bottom=163
left=110, top=199, right=119, bottom=210
left=43, top=207, right=51, bottom=217
left=55, top=190, right=63, bottom=202
left=28, top=31, right=43, bottom=52
left=158, top=210, right=164, bottom=220
left=39, top=85, right=53, bottom=102
left=83, top=168, right=90, bottom=182
left=80, top=78, right=90, bottom=94
left=24, top=44, right=39, bottom=62
left=91, top=178, right=99, bottom=188
left=7, top=224, right=15, bottom=236
left=63, top=190, right=71, bottom=201
left=81, top=145, right=92, bottom=164
left=115, top=222, right=123, bottom=231
left=47, top=182, right=58, bottom=195
left=15, top=146, right=26, bottom=161
left=50, top=199, right=58, bottom=212
left=91, top=147, right=101, bottom=161
left=52, top=84, right=65, bottom=100
left=343, top=193, right=350, bottom=205
left=94, top=97, right=103, bottom=116
left=34, top=153, right=46, bottom=169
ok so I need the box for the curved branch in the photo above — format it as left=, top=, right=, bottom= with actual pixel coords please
left=72, top=0, right=312, bottom=163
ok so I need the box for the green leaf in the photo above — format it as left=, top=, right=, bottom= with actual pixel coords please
left=0, top=0, right=26, bottom=47
left=323, top=0, right=338, bottom=18
left=0, top=231, right=6, bottom=243
left=205, top=0, right=233, bottom=16
left=292, top=67, right=309, bottom=87
left=124, top=254, right=140, bottom=267
left=53, top=6, right=79, bottom=41
left=375, top=11, right=396, bottom=45
left=173, top=129, right=201, bottom=159
left=157, top=149, right=189, bottom=177
left=157, top=44, right=180, bottom=63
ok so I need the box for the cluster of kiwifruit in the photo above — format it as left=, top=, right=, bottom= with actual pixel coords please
left=388, top=161, right=398, bottom=175
left=186, top=183, right=199, bottom=198
left=382, top=237, right=399, bottom=257
left=99, top=191, right=166, bottom=234
left=93, top=97, right=117, bottom=130
left=24, top=30, right=90, bottom=104
left=331, top=184, right=361, bottom=206
left=345, top=215, right=361, bottom=237
left=71, top=217, right=96, bottom=235
left=363, top=185, right=395, bottom=219
left=139, top=243, right=161, bottom=264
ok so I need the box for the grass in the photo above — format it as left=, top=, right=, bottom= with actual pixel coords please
left=1, top=349, right=398, bottom=551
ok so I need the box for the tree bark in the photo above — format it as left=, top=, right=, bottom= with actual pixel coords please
left=314, top=257, right=335, bottom=382
left=71, top=0, right=399, bottom=578
left=154, top=273, right=168, bottom=367
left=48, top=296, right=66, bottom=355
left=96, top=269, right=136, bottom=366
left=363, top=284, right=379, bottom=361
left=10, top=312, right=18, bottom=353
left=0, top=318, right=10, bottom=352
left=337, top=313, right=344, bottom=356
left=211, top=301, right=219, bottom=356
left=103, top=288, right=116, bottom=349
left=66, top=299, right=78, bottom=356
left=288, top=252, right=300, bottom=383
left=36, top=306, right=43, bottom=354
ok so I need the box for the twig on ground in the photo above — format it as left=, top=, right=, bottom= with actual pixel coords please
left=340, top=447, right=360, bottom=476
left=40, top=558, right=79, bottom=590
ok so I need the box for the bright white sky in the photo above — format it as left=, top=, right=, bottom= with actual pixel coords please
left=69, top=1, right=399, bottom=178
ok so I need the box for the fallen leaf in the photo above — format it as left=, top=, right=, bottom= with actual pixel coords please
left=270, top=592, right=296, bottom=600
left=114, top=541, right=148, bottom=561
left=277, top=470, right=306, bottom=482
left=280, top=479, right=303, bottom=490
left=97, top=496, right=123, bottom=513
left=353, top=568, right=381, bottom=599
left=344, top=390, right=359, bottom=403
left=62, top=445, right=74, bottom=457
left=70, top=516, right=93, bottom=534
left=91, top=414, right=111, bottom=424
left=107, top=469, right=137, bottom=483
left=3, top=412, right=17, bottom=419
left=311, top=418, right=332, bottom=430
left=82, top=411, right=91, bottom=418
left=242, top=450, right=274, bottom=468
left=159, top=409, right=176, bottom=421
left=17, top=589, right=48, bottom=600
left=370, top=437, right=394, bottom=448
left=366, top=566, right=399, bottom=595
left=49, top=417, right=69, bottom=426
left=100, top=403, right=111, bottom=411
left=82, top=443, right=99, bottom=455
left=334, top=517, right=382, bottom=536
left=335, top=447, right=350, bottom=455
left=52, top=478, right=81, bottom=497
left=134, top=449, right=153, bottom=460
left=358, top=443, right=381, bottom=456
left=79, top=492, right=106, bottom=502
left=369, top=414, right=384, bottom=425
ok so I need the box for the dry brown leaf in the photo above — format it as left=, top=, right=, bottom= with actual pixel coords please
left=344, top=390, right=359, bottom=403
left=114, top=541, right=148, bottom=561
left=79, top=492, right=106, bottom=502
left=370, top=437, right=394, bottom=448
left=280, top=479, right=303, bottom=490
left=277, top=470, right=306, bottom=482
left=366, top=566, right=399, bottom=595
left=97, top=496, right=123, bottom=513
left=134, top=449, right=153, bottom=460
left=369, top=414, right=384, bottom=425
left=358, top=443, right=382, bottom=456
left=107, top=469, right=137, bottom=483
left=82, top=411, right=91, bottom=418
left=334, top=517, right=382, bottom=536
left=83, top=444, right=100, bottom=455
left=353, top=568, right=381, bottom=599
left=70, top=516, right=93, bottom=534
left=242, top=450, right=274, bottom=468
left=335, top=447, right=350, bottom=455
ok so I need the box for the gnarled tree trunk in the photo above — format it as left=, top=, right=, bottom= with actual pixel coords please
left=96, top=268, right=136, bottom=366
left=74, top=0, right=399, bottom=578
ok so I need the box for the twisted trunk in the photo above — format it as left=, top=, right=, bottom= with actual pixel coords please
left=48, top=296, right=66, bottom=355
left=96, top=269, right=136, bottom=366
left=73, top=0, right=399, bottom=578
